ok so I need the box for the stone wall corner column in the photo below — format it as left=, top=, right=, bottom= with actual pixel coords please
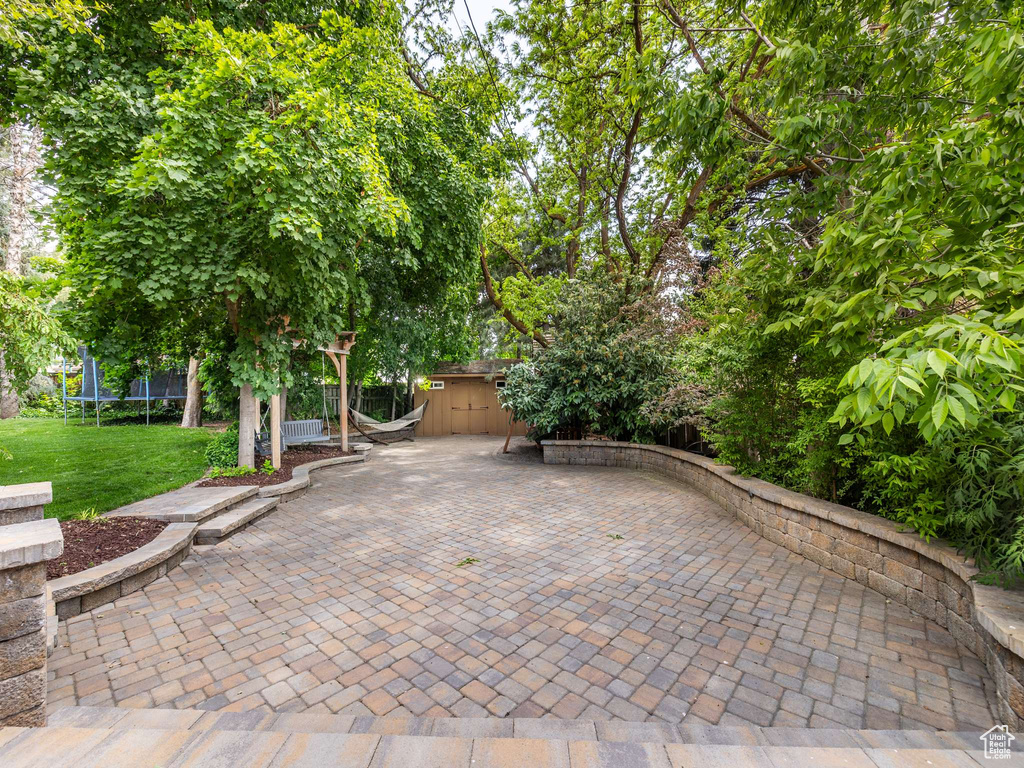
left=0, top=482, right=52, bottom=527
left=0, top=516, right=63, bottom=726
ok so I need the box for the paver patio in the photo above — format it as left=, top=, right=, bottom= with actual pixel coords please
left=47, top=437, right=1000, bottom=730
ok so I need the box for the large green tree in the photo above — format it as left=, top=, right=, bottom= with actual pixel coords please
left=487, top=0, right=1024, bottom=444
left=9, top=1, right=496, bottom=464
left=478, top=0, right=843, bottom=343
left=0, top=0, right=94, bottom=48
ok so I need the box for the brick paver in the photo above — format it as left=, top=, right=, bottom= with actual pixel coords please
left=47, top=437, right=1000, bottom=729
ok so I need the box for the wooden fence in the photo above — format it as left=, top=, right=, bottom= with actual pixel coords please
left=325, top=386, right=403, bottom=419
left=659, top=423, right=711, bottom=456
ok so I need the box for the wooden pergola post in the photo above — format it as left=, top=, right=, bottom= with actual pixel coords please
left=270, top=393, right=282, bottom=469
left=324, top=350, right=348, bottom=452
left=339, top=353, right=348, bottom=453
left=238, top=383, right=258, bottom=469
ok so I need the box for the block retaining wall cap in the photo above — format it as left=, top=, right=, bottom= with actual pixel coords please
left=0, top=518, right=63, bottom=569
left=0, top=482, right=52, bottom=511
left=541, top=439, right=1024, bottom=729
left=257, top=454, right=366, bottom=500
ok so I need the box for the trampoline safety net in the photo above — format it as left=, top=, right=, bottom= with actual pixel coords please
left=68, top=347, right=187, bottom=402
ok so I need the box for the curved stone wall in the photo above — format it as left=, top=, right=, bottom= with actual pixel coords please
left=541, top=439, right=1024, bottom=729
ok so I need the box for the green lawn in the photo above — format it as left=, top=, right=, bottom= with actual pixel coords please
left=0, top=418, right=214, bottom=520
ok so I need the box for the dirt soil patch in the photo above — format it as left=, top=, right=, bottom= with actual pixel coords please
left=494, top=437, right=543, bottom=464
left=197, top=445, right=354, bottom=488
left=47, top=517, right=168, bottom=579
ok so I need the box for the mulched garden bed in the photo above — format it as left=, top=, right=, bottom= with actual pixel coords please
left=197, top=445, right=354, bottom=488
left=47, top=517, right=168, bottom=579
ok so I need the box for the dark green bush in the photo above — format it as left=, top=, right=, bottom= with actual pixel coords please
left=204, top=423, right=239, bottom=468
left=500, top=272, right=678, bottom=442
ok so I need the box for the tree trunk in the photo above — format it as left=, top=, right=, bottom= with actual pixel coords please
left=390, top=380, right=397, bottom=420
left=2, top=123, right=42, bottom=277
left=180, top=357, right=203, bottom=428
left=238, top=383, right=258, bottom=468
left=354, top=380, right=363, bottom=412
left=279, top=356, right=290, bottom=420
left=0, top=353, right=18, bottom=420
left=0, top=124, right=43, bottom=420
left=406, top=372, right=414, bottom=413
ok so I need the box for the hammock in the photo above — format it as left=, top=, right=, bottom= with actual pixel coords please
left=349, top=402, right=428, bottom=433
left=348, top=399, right=428, bottom=442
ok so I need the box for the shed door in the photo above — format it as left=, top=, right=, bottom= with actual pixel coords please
left=451, top=381, right=471, bottom=434
left=469, top=381, right=489, bottom=434
left=450, top=380, right=491, bottom=434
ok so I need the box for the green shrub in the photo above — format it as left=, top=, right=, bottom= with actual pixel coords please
left=500, top=271, right=678, bottom=442
left=932, top=415, right=1024, bottom=583
left=20, top=392, right=66, bottom=418
left=204, top=423, right=239, bottom=468
left=859, top=449, right=948, bottom=542
left=208, top=463, right=254, bottom=478
left=678, top=262, right=1024, bottom=583
left=19, top=374, right=77, bottom=417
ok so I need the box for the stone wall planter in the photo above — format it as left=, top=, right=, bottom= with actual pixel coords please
left=542, top=439, right=1024, bottom=730
left=49, top=522, right=196, bottom=620
left=256, top=454, right=366, bottom=502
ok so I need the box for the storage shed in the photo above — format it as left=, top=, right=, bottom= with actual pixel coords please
left=413, top=359, right=529, bottom=437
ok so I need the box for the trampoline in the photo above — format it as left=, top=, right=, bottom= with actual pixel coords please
left=62, top=347, right=187, bottom=426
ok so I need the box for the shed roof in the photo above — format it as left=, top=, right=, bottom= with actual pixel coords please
left=432, top=359, right=520, bottom=376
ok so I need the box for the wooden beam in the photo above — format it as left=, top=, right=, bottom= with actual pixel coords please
left=270, top=393, right=282, bottom=469
left=319, top=334, right=357, bottom=355
left=292, top=332, right=357, bottom=355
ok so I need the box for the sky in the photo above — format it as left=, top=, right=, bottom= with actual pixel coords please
left=448, top=0, right=511, bottom=35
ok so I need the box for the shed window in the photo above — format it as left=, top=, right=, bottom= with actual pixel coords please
left=430, top=381, right=445, bottom=390
left=495, top=380, right=507, bottom=389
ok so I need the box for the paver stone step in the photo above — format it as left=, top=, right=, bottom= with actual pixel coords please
left=194, top=497, right=280, bottom=545
left=0, top=722, right=1005, bottom=768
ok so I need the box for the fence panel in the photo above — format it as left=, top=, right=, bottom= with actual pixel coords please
left=324, top=386, right=402, bottom=419
left=657, top=424, right=712, bottom=456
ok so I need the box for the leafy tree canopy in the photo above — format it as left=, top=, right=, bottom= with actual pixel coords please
left=10, top=1, right=496, bottom=399
left=0, top=0, right=96, bottom=48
